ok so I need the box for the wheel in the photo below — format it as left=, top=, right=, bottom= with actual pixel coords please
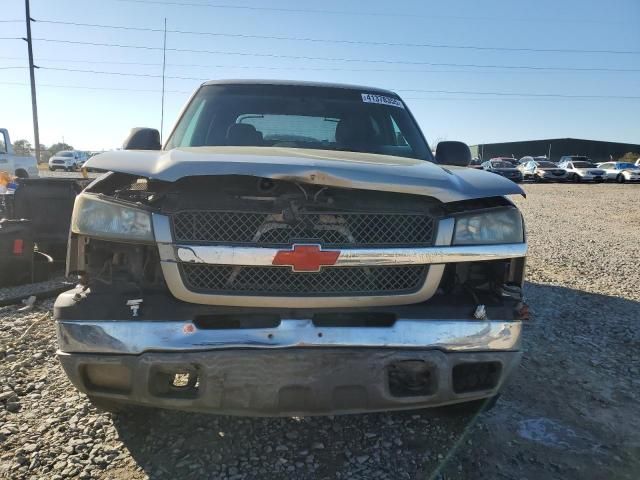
left=616, top=174, right=625, bottom=183
left=48, top=166, right=54, bottom=171
left=573, top=173, right=581, bottom=183
left=87, top=395, right=130, bottom=414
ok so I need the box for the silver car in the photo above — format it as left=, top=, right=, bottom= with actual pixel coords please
left=597, top=162, right=640, bottom=183
left=518, top=160, right=568, bottom=182
left=48, top=150, right=88, bottom=171
left=557, top=159, right=605, bottom=182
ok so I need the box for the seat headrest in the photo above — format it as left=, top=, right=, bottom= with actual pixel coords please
left=226, top=123, right=263, bottom=146
left=335, top=117, right=374, bottom=146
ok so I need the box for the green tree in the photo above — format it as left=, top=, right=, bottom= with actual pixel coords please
left=12, top=139, right=32, bottom=156
left=48, top=143, right=74, bottom=156
left=619, top=152, right=640, bottom=162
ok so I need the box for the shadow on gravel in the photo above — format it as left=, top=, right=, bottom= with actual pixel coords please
left=111, top=406, right=483, bottom=479
left=108, top=281, right=640, bottom=480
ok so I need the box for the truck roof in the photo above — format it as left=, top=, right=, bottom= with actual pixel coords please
left=200, top=79, right=399, bottom=96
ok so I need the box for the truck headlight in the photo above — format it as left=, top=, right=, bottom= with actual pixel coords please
left=71, top=194, right=153, bottom=242
left=453, top=208, right=524, bottom=245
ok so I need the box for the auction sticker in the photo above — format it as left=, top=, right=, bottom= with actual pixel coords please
left=361, top=93, right=405, bottom=109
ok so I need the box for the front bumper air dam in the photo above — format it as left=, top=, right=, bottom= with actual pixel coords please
left=58, top=348, right=521, bottom=416
left=56, top=317, right=522, bottom=416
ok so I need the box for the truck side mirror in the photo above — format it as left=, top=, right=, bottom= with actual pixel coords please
left=436, top=141, right=471, bottom=167
left=122, top=128, right=161, bottom=150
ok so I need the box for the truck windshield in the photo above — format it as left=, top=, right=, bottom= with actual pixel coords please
left=166, top=84, right=432, bottom=161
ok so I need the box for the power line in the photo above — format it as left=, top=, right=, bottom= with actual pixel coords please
left=29, top=65, right=549, bottom=81
left=34, top=18, right=640, bottom=55
left=1, top=55, right=631, bottom=76
left=31, top=38, right=640, bottom=72
left=0, top=80, right=190, bottom=94
left=42, top=66, right=173, bottom=78
left=110, top=0, right=433, bottom=18
left=103, top=0, right=625, bottom=25
left=27, top=67, right=640, bottom=100
left=2, top=81, right=634, bottom=102
left=396, top=88, right=640, bottom=100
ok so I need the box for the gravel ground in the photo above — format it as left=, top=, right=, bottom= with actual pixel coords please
left=1, top=183, right=639, bottom=479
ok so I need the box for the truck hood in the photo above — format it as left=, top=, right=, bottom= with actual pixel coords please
left=86, top=146, right=524, bottom=203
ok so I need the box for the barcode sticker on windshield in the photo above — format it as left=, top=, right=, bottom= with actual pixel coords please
left=361, top=93, right=405, bottom=109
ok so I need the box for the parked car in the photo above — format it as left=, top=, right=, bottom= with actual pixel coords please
left=518, top=156, right=549, bottom=166
left=596, top=162, right=640, bottom=183
left=48, top=150, right=88, bottom=171
left=518, top=160, right=568, bottom=182
left=490, top=156, right=518, bottom=166
left=56, top=80, right=527, bottom=416
left=557, top=158, right=605, bottom=182
left=0, top=128, right=39, bottom=179
left=481, top=159, right=523, bottom=183
left=469, top=158, right=483, bottom=169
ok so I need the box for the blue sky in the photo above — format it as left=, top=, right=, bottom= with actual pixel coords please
left=1, top=0, right=639, bottom=150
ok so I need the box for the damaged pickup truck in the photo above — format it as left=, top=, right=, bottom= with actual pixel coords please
left=55, top=80, right=527, bottom=416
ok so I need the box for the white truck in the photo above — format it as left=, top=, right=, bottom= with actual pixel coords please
left=0, top=129, right=40, bottom=179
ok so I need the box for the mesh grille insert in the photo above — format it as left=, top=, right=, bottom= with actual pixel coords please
left=179, top=264, right=428, bottom=297
left=171, top=211, right=435, bottom=247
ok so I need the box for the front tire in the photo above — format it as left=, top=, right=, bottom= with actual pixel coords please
left=616, top=174, right=625, bottom=183
left=573, top=173, right=581, bottom=183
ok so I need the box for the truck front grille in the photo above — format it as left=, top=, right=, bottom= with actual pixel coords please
left=171, top=211, right=435, bottom=247
left=179, top=264, right=428, bottom=296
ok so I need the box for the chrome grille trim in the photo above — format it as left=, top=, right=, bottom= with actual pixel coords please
left=174, top=243, right=528, bottom=267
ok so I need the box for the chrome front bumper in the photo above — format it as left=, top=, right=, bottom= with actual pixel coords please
left=56, top=317, right=522, bottom=355
left=55, top=295, right=523, bottom=415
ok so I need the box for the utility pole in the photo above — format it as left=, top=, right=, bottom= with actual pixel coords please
left=24, top=0, right=40, bottom=163
left=160, top=18, right=167, bottom=144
